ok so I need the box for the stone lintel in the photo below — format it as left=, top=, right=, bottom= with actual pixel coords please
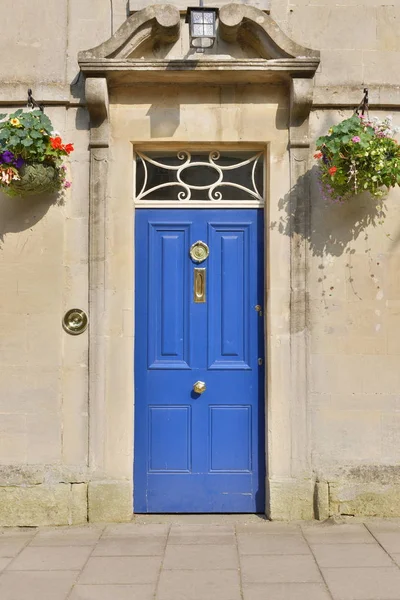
left=79, top=58, right=320, bottom=87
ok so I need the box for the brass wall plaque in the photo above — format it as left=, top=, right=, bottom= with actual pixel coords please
left=62, top=309, right=88, bottom=335
left=190, top=240, right=209, bottom=263
left=194, top=268, right=206, bottom=303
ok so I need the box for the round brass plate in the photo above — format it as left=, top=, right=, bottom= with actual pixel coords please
left=62, top=308, right=88, bottom=335
left=190, top=240, right=209, bottom=263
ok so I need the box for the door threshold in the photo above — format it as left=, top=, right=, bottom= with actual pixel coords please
left=132, top=514, right=268, bottom=525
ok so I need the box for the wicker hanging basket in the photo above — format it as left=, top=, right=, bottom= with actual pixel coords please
left=5, top=162, right=61, bottom=197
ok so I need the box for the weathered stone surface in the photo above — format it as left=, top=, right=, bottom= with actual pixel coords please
left=0, top=0, right=68, bottom=86
left=0, top=484, right=87, bottom=526
left=269, top=480, right=315, bottom=520
left=72, top=484, right=88, bottom=525
left=88, top=482, right=132, bottom=523
left=330, top=483, right=400, bottom=518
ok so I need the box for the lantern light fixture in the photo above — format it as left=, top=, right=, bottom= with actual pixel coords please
left=186, top=0, right=218, bottom=52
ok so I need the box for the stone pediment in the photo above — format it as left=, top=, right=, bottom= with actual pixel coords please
left=78, top=3, right=319, bottom=85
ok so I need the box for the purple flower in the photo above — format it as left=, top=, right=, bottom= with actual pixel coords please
left=14, top=157, right=24, bottom=169
left=352, top=136, right=361, bottom=143
left=0, top=150, right=15, bottom=164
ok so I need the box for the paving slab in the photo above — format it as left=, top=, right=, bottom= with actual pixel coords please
left=241, top=554, right=323, bottom=583
left=93, top=537, right=166, bottom=556
left=364, top=519, right=400, bottom=533
left=0, top=520, right=399, bottom=600
left=0, top=527, right=37, bottom=538
left=301, top=523, right=375, bottom=544
left=365, top=530, right=400, bottom=553
left=322, top=566, right=400, bottom=600
left=242, top=582, right=332, bottom=600
left=30, top=526, right=104, bottom=547
left=0, top=570, right=79, bottom=600
left=168, top=524, right=236, bottom=545
left=163, top=543, right=238, bottom=570
left=390, top=553, right=400, bottom=566
left=236, top=523, right=302, bottom=534
left=102, top=523, right=169, bottom=538
left=157, top=569, right=241, bottom=600
left=237, top=533, right=310, bottom=555
left=311, top=542, right=394, bottom=567
left=0, top=536, right=32, bottom=557
left=0, top=528, right=36, bottom=558
left=79, top=556, right=162, bottom=585
left=69, top=583, right=155, bottom=600
left=8, top=546, right=93, bottom=571
left=0, top=558, right=12, bottom=572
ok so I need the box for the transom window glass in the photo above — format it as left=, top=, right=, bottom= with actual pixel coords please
left=135, top=151, right=264, bottom=203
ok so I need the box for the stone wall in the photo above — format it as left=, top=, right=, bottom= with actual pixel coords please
left=0, top=0, right=400, bottom=523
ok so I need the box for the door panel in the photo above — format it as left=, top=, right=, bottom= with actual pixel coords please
left=208, top=223, right=250, bottom=369
left=148, top=223, right=191, bottom=369
left=134, top=209, right=265, bottom=513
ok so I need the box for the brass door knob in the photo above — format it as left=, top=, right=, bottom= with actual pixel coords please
left=193, top=381, right=206, bottom=394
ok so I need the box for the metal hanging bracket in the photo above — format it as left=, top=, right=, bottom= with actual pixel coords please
left=354, top=87, right=369, bottom=118
left=27, top=89, right=44, bottom=112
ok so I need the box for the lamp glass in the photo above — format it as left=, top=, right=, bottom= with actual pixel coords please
left=187, top=7, right=217, bottom=49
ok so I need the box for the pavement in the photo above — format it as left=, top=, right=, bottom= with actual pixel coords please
left=1, top=516, right=400, bottom=599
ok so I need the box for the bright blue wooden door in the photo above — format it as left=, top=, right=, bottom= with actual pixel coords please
left=134, top=209, right=265, bottom=512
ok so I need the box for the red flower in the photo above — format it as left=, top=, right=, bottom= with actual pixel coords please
left=314, top=152, right=323, bottom=159
left=50, top=136, right=63, bottom=150
left=64, top=143, right=74, bottom=154
left=328, top=166, right=337, bottom=176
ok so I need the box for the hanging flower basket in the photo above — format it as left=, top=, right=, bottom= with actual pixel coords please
left=314, top=114, right=400, bottom=204
left=0, top=109, right=73, bottom=198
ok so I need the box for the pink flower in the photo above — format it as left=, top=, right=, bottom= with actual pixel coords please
left=352, top=136, right=361, bottom=143
left=64, top=181, right=72, bottom=189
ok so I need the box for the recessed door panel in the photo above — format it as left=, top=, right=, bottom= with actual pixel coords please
left=134, top=208, right=265, bottom=513
left=209, top=406, right=252, bottom=472
left=147, top=223, right=191, bottom=369
left=148, top=406, right=192, bottom=472
left=208, top=224, right=250, bottom=369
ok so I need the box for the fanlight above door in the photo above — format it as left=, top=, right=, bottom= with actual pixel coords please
left=135, top=150, right=264, bottom=207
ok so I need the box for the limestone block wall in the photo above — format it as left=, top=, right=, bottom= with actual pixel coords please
left=0, top=0, right=399, bottom=523
left=307, top=110, right=400, bottom=518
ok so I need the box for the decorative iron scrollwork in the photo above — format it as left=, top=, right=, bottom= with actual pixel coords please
left=135, top=150, right=263, bottom=202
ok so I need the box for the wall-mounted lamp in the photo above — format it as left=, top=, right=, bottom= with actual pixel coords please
left=186, top=0, right=218, bottom=52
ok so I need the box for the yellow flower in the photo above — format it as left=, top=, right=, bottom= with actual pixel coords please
left=10, top=118, right=21, bottom=127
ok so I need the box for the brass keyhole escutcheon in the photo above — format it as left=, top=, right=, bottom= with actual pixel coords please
left=190, top=241, right=209, bottom=263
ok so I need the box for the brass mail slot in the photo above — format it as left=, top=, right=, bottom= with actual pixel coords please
left=194, top=268, right=206, bottom=303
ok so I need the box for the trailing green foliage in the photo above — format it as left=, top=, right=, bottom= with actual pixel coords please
left=315, top=115, right=400, bottom=204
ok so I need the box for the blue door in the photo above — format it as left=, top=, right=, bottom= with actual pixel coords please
left=134, top=209, right=265, bottom=512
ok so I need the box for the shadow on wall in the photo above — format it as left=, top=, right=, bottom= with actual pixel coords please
left=273, top=165, right=390, bottom=258
left=0, top=193, right=60, bottom=246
